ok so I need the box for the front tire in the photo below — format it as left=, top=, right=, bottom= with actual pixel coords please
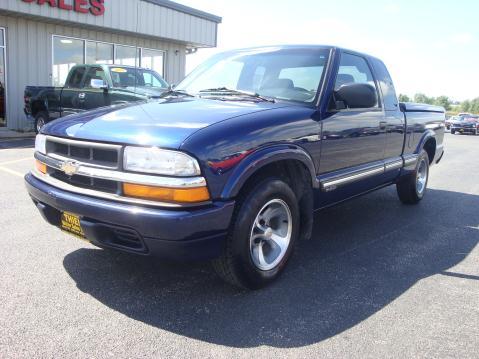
left=450, top=129, right=455, bottom=134
left=213, top=178, right=299, bottom=289
left=34, top=112, right=48, bottom=134
left=397, top=150, right=429, bottom=204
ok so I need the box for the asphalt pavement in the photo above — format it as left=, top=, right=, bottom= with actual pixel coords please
left=0, top=133, right=477, bottom=358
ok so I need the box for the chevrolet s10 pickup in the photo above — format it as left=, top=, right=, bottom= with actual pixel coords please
left=25, top=46, right=445, bottom=289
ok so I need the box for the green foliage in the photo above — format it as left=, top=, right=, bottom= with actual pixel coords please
left=403, top=93, right=452, bottom=111
left=414, top=93, right=431, bottom=104
left=435, top=96, right=451, bottom=111
left=459, top=98, right=479, bottom=114
left=399, top=92, right=478, bottom=114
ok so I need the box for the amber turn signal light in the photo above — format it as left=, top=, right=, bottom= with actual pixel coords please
left=122, top=183, right=210, bottom=203
left=35, top=160, right=47, bottom=174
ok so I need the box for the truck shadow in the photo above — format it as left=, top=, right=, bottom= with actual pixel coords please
left=0, top=138, right=34, bottom=150
left=63, top=187, right=478, bottom=348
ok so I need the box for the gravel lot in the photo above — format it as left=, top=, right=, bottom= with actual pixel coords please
left=0, top=133, right=477, bottom=358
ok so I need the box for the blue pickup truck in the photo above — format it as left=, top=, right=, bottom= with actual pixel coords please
left=25, top=46, right=445, bottom=289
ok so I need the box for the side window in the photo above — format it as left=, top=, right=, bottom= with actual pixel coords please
left=370, top=58, right=398, bottom=111
left=66, top=67, right=86, bottom=88
left=84, top=67, right=107, bottom=88
left=334, top=53, right=379, bottom=108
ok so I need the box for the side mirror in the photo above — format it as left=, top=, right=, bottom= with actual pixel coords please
left=334, top=83, right=377, bottom=109
left=90, top=79, right=108, bottom=90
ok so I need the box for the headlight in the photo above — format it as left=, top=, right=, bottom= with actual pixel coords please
left=123, top=146, right=201, bottom=176
left=35, top=134, right=46, bottom=154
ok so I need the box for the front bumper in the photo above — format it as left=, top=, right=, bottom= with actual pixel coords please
left=25, top=173, right=235, bottom=261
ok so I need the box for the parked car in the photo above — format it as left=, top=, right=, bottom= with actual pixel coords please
left=25, top=45, right=445, bottom=289
left=450, top=115, right=479, bottom=135
left=24, top=65, right=169, bottom=133
left=445, top=115, right=459, bottom=130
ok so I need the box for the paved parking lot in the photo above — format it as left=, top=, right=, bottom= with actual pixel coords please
left=0, top=133, right=478, bottom=358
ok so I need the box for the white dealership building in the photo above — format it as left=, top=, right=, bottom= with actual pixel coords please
left=0, top=0, right=221, bottom=131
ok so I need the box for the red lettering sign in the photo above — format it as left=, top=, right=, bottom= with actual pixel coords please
left=21, top=0, right=105, bottom=16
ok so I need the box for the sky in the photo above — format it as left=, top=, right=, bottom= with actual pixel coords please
left=176, top=0, right=479, bottom=101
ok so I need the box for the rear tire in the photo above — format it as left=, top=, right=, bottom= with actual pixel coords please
left=397, top=150, right=429, bottom=205
left=34, top=112, right=49, bottom=134
left=212, top=178, right=300, bottom=289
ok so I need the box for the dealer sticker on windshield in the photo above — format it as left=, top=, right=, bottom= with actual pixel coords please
left=111, top=67, right=127, bottom=73
left=60, top=212, right=86, bottom=239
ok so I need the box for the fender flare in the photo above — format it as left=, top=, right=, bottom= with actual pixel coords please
left=415, top=129, right=436, bottom=155
left=220, top=144, right=319, bottom=199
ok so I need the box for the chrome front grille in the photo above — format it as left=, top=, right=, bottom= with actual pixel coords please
left=50, top=169, right=119, bottom=194
left=34, top=136, right=209, bottom=208
left=45, top=136, right=122, bottom=169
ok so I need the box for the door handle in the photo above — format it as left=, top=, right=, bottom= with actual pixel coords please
left=379, top=121, right=387, bottom=130
left=78, top=93, right=86, bottom=99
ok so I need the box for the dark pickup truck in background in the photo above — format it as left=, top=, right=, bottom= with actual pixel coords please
left=24, top=64, right=169, bottom=133
left=26, top=45, right=445, bottom=289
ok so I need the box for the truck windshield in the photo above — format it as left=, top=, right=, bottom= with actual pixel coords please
left=176, top=47, right=330, bottom=103
left=109, top=67, right=168, bottom=89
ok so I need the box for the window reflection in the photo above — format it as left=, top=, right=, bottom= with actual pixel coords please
left=141, top=48, right=164, bottom=76
left=53, top=37, right=85, bottom=86
left=52, top=36, right=165, bottom=86
left=115, top=46, right=140, bottom=67
left=86, top=41, right=113, bottom=65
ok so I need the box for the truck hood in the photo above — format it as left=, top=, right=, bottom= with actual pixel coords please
left=42, top=98, right=288, bottom=148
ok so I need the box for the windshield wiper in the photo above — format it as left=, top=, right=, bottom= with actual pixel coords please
left=199, top=87, right=276, bottom=103
left=160, top=88, right=194, bottom=98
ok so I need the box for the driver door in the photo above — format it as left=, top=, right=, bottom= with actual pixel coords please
left=318, top=52, right=387, bottom=204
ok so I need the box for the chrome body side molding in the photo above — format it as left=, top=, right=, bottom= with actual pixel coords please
left=320, top=155, right=416, bottom=192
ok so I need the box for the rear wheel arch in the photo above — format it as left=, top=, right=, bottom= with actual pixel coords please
left=422, top=137, right=436, bottom=164
left=415, top=131, right=436, bottom=164
left=31, top=99, right=48, bottom=117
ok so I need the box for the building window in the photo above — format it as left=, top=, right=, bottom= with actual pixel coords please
left=115, top=45, right=140, bottom=67
left=52, top=36, right=166, bottom=86
left=86, top=41, right=113, bottom=65
left=141, top=48, right=165, bottom=77
left=53, top=37, right=85, bottom=86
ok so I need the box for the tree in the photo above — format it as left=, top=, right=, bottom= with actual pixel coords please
left=434, top=96, right=451, bottom=111
left=470, top=98, right=479, bottom=114
left=398, top=94, right=410, bottom=102
left=414, top=93, right=432, bottom=104
left=461, top=100, right=471, bottom=113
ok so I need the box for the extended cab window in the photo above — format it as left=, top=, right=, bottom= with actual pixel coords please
left=66, top=67, right=86, bottom=88
left=333, top=53, right=380, bottom=108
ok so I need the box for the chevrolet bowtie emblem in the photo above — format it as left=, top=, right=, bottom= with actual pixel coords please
left=60, top=160, right=80, bottom=176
